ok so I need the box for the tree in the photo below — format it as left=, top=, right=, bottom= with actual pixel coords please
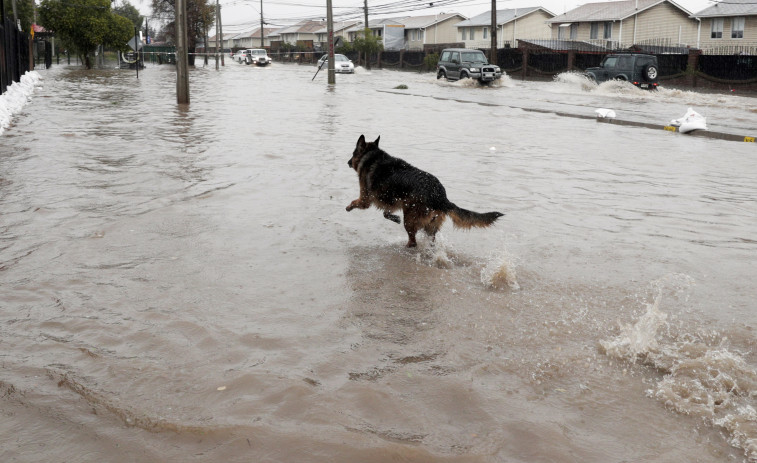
left=113, top=1, right=144, bottom=30
left=353, top=28, right=383, bottom=70
left=151, top=0, right=215, bottom=66
left=2, top=0, right=35, bottom=32
left=38, top=0, right=134, bottom=68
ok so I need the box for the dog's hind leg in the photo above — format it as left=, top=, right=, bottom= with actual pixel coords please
left=403, top=218, right=419, bottom=248
left=422, top=212, right=445, bottom=246
left=383, top=210, right=401, bottom=224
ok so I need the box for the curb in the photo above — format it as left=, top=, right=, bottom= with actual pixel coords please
left=595, top=117, right=756, bottom=143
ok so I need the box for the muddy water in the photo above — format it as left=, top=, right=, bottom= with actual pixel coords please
left=1, top=62, right=756, bottom=462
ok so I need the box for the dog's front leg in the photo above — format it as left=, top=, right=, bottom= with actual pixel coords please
left=346, top=186, right=372, bottom=212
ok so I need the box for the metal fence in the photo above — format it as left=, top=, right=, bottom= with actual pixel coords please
left=1, top=18, right=31, bottom=96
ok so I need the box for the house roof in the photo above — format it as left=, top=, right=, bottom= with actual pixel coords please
left=547, top=0, right=691, bottom=23
left=456, top=7, right=554, bottom=27
left=313, top=20, right=362, bottom=34
left=401, top=13, right=467, bottom=29
left=276, top=20, right=325, bottom=35
left=693, top=0, right=757, bottom=17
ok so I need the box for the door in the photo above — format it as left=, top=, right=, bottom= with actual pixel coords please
left=448, top=51, right=461, bottom=79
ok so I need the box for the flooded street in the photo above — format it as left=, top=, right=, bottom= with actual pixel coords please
left=1, top=61, right=756, bottom=462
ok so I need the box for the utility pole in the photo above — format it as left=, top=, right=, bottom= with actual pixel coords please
left=219, top=5, right=224, bottom=65
left=490, top=0, right=497, bottom=65
left=215, top=0, right=220, bottom=70
left=327, top=0, right=335, bottom=84
left=176, top=0, right=190, bottom=104
left=260, top=0, right=264, bottom=48
left=363, top=0, right=370, bottom=69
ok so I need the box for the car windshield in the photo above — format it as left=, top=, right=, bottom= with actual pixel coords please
left=461, top=51, right=487, bottom=63
left=251, top=50, right=265, bottom=55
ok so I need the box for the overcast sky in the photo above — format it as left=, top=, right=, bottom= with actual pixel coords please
left=134, top=0, right=714, bottom=33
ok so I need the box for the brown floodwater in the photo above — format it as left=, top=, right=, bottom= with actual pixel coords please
left=1, top=61, right=756, bottom=462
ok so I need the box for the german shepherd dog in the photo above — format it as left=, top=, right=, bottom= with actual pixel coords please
left=346, top=135, right=504, bottom=247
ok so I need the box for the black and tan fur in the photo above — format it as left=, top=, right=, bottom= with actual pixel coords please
left=346, top=135, right=504, bottom=247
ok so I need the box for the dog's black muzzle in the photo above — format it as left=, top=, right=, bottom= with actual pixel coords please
left=348, top=159, right=352, bottom=168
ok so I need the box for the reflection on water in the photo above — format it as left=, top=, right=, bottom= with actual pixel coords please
left=0, top=62, right=756, bottom=462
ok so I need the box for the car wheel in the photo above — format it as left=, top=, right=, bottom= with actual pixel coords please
left=643, top=64, right=659, bottom=81
left=460, top=71, right=469, bottom=79
left=437, top=70, right=446, bottom=80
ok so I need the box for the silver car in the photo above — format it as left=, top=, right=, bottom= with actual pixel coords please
left=317, top=54, right=355, bottom=74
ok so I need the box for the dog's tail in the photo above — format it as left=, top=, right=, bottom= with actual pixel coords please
left=447, top=204, right=504, bottom=229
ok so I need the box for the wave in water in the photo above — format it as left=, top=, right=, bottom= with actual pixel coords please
left=600, top=274, right=757, bottom=461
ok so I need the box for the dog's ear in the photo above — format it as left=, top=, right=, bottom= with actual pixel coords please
left=356, top=135, right=366, bottom=150
left=374, top=136, right=380, bottom=147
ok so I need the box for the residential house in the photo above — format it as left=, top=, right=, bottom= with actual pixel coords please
left=546, top=0, right=698, bottom=49
left=692, top=0, right=757, bottom=50
left=456, top=8, right=555, bottom=48
left=314, top=20, right=362, bottom=51
left=206, top=32, right=237, bottom=51
left=346, top=18, right=406, bottom=50
left=401, top=13, right=467, bottom=50
left=233, top=27, right=276, bottom=49
left=274, top=20, right=326, bottom=49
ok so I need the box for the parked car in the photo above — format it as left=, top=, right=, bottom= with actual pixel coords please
left=436, top=48, right=501, bottom=83
left=317, top=54, right=355, bottom=74
left=584, top=53, right=659, bottom=89
left=246, top=49, right=272, bottom=66
left=233, top=50, right=250, bottom=63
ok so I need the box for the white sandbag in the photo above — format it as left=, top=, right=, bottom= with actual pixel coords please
left=670, top=107, right=707, bottom=133
left=595, top=108, right=616, bottom=118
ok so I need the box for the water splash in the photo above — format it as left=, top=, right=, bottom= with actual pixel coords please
left=480, top=248, right=519, bottom=290
left=601, top=274, right=757, bottom=461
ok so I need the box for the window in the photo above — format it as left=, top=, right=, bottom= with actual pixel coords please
left=462, top=28, right=466, bottom=40
left=440, top=50, right=452, bottom=61
left=483, top=27, right=488, bottom=39
left=590, top=22, right=599, bottom=39
left=711, top=18, right=723, bottom=38
left=570, top=23, right=578, bottom=39
left=732, top=17, right=745, bottom=39
left=470, top=27, right=475, bottom=40
left=558, top=23, right=570, bottom=39
left=604, top=21, right=612, bottom=39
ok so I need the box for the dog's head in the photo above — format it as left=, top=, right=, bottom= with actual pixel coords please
left=348, top=134, right=380, bottom=171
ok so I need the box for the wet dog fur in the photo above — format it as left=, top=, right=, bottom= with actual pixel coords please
left=346, top=135, right=504, bottom=247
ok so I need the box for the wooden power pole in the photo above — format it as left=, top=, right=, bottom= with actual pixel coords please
left=490, top=0, right=497, bottom=65
left=327, top=0, right=335, bottom=84
left=176, top=0, right=190, bottom=104
left=260, top=0, right=265, bottom=48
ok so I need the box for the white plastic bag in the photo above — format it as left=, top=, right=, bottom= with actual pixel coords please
left=595, top=108, right=616, bottom=118
left=670, top=107, right=707, bottom=133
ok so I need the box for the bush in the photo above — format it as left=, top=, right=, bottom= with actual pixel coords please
left=423, top=52, right=439, bottom=72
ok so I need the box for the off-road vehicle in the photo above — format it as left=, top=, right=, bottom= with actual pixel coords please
left=437, top=48, right=502, bottom=84
left=585, top=53, right=659, bottom=89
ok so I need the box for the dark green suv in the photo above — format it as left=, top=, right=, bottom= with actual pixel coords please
left=585, top=53, right=659, bottom=89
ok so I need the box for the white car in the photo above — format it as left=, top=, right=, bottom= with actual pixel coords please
left=317, top=54, right=354, bottom=74
left=233, top=50, right=250, bottom=63
left=246, top=49, right=272, bottom=66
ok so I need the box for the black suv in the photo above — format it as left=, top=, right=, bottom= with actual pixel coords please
left=436, top=48, right=502, bottom=83
left=585, top=53, right=659, bottom=89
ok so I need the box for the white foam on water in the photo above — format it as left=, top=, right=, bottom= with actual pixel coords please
left=415, top=234, right=452, bottom=269
left=480, top=247, right=519, bottom=290
left=601, top=274, right=757, bottom=461
left=0, top=71, right=42, bottom=135
left=553, top=71, right=598, bottom=92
